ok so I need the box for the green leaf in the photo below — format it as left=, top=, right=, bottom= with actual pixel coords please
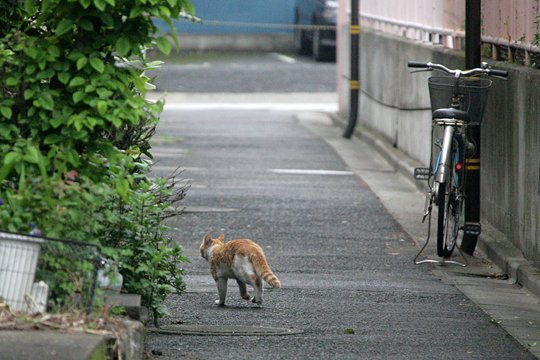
left=58, top=72, right=71, bottom=85
left=37, top=69, right=55, bottom=80
left=104, top=0, right=115, bottom=5
left=24, top=145, right=40, bottom=164
left=183, top=1, right=195, bottom=15
left=24, top=0, right=37, bottom=13
left=111, top=117, right=122, bottom=127
left=69, top=77, right=86, bottom=87
left=48, top=46, right=60, bottom=58
left=160, top=6, right=171, bottom=18
left=0, top=156, right=17, bottom=181
left=129, top=6, right=143, bottom=18
left=25, top=65, right=36, bottom=75
left=93, top=0, right=106, bottom=11
left=155, top=37, right=172, bottom=55
left=4, top=152, right=21, bottom=167
left=89, top=57, right=105, bottom=73
left=39, top=93, right=54, bottom=111
left=56, top=19, right=74, bottom=36
left=6, top=77, right=19, bottom=87
left=80, top=19, right=94, bottom=32
left=72, top=91, right=85, bottom=104
left=24, top=89, right=35, bottom=100
left=80, top=0, right=91, bottom=8
left=115, top=37, right=130, bottom=57
left=76, top=57, right=88, bottom=70
left=100, top=12, right=114, bottom=26
left=50, top=117, right=63, bottom=128
left=116, top=177, right=130, bottom=201
left=96, top=88, right=113, bottom=98
left=44, top=134, right=61, bottom=145
left=25, top=47, right=38, bottom=59
left=0, top=107, right=12, bottom=119
left=67, top=51, right=84, bottom=61
left=97, top=100, right=108, bottom=116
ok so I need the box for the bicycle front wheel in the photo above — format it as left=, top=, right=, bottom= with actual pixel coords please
left=437, top=179, right=461, bottom=258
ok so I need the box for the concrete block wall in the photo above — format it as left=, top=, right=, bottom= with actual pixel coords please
left=481, top=65, right=540, bottom=263
left=357, top=29, right=540, bottom=263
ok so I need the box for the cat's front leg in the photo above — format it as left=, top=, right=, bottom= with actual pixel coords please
left=215, top=277, right=228, bottom=306
left=237, top=279, right=251, bottom=300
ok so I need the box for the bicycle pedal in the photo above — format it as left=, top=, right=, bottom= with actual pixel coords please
left=464, top=222, right=482, bottom=236
left=414, top=167, right=430, bottom=180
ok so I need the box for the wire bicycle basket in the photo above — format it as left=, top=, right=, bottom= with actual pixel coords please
left=428, top=76, right=492, bottom=125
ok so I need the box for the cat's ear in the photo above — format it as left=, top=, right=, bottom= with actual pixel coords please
left=218, top=233, right=225, bottom=242
left=204, top=234, right=212, bottom=243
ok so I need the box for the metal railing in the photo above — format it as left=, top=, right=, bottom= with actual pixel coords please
left=359, top=0, right=540, bottom=67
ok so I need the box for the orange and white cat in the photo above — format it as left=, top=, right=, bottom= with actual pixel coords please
left=200, top=233, right=281, bottom=306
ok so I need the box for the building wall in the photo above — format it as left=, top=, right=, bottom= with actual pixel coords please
left=156, top=0, right=296, bottom=34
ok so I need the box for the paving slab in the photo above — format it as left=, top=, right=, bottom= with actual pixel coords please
left=0, top=330, right=105, bottom=360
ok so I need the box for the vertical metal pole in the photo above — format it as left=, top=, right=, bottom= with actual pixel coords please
left=343, top=0, right=359, bottom=139
left=461, top=0, right=482, bottom=255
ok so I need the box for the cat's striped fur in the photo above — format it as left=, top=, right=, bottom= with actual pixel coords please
left=200, top=233, right=281, bottom=306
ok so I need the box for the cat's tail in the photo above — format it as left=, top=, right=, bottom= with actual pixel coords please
left=261, top=268, right=281, bottom=289
left=252, top=254, right=281, bottom=289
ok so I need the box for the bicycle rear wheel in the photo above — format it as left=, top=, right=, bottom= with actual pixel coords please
left=436, top=166, right=462, bottom=258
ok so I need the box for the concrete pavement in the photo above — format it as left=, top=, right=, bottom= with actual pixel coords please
left=144, top=92, right=539, bottom=359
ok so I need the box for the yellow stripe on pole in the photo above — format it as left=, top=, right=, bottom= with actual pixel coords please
left=465, top=158, right=480, bottom=170
left=350, top=80, right=359, bottom=90
left=351, top=25, right=360, bottom=35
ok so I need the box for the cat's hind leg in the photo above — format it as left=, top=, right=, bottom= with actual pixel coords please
left=237, top=279, right=251, bottom=300
left=249, top=276, right=263, bottom=305
left=215, top=277, right=228, bottom=306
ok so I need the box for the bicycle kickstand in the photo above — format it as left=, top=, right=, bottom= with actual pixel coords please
left=413, top=203, right=468, bottom=267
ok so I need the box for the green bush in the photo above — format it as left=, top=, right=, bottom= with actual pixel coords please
left=0, top=0, right=193, bottom=320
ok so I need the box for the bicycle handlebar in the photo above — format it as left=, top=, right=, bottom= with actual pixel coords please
left=487, top=68, right=509, bottom=77
left=407, top=61, right=509, bottom=79
left=407, top=61, right=430, bottom=68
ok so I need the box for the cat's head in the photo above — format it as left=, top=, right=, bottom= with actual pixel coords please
left=200, top=233, right=225, bottom=260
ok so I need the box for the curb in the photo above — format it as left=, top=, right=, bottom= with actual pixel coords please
left=331, top=114, right=540, bottom=300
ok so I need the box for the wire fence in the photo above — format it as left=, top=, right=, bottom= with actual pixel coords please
left=0, top=231, right=101, bottom=314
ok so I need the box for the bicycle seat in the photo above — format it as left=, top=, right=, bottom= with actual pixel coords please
left=432, top=108, right=470, bottom=121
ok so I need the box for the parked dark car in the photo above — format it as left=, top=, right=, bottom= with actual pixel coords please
left=294, top=0, right=337, bottom=61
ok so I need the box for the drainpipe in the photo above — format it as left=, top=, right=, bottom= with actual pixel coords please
left=343, top=0, right=359, bottom=139
left=461, top=0, right=482, bottom=255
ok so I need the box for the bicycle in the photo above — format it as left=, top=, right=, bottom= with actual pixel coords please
left=407, top=61, right=508, bottom=265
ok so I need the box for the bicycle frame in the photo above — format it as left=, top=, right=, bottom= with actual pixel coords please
left=416, top=117, right=468, bottom=266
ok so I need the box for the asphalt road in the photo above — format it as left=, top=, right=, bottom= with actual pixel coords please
left=144, top=105, right=534, bottom=359
left=148, top=51, right=336, bottom=93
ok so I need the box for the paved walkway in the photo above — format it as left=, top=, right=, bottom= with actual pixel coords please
left=145, top=94, right=538, bottom=359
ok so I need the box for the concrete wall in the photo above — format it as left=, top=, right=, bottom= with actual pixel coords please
left=481, top=65, right=540, bottom=263
left=355, top=29, right=540, bottom=263
left=358, top=30, right=464, bottom=165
